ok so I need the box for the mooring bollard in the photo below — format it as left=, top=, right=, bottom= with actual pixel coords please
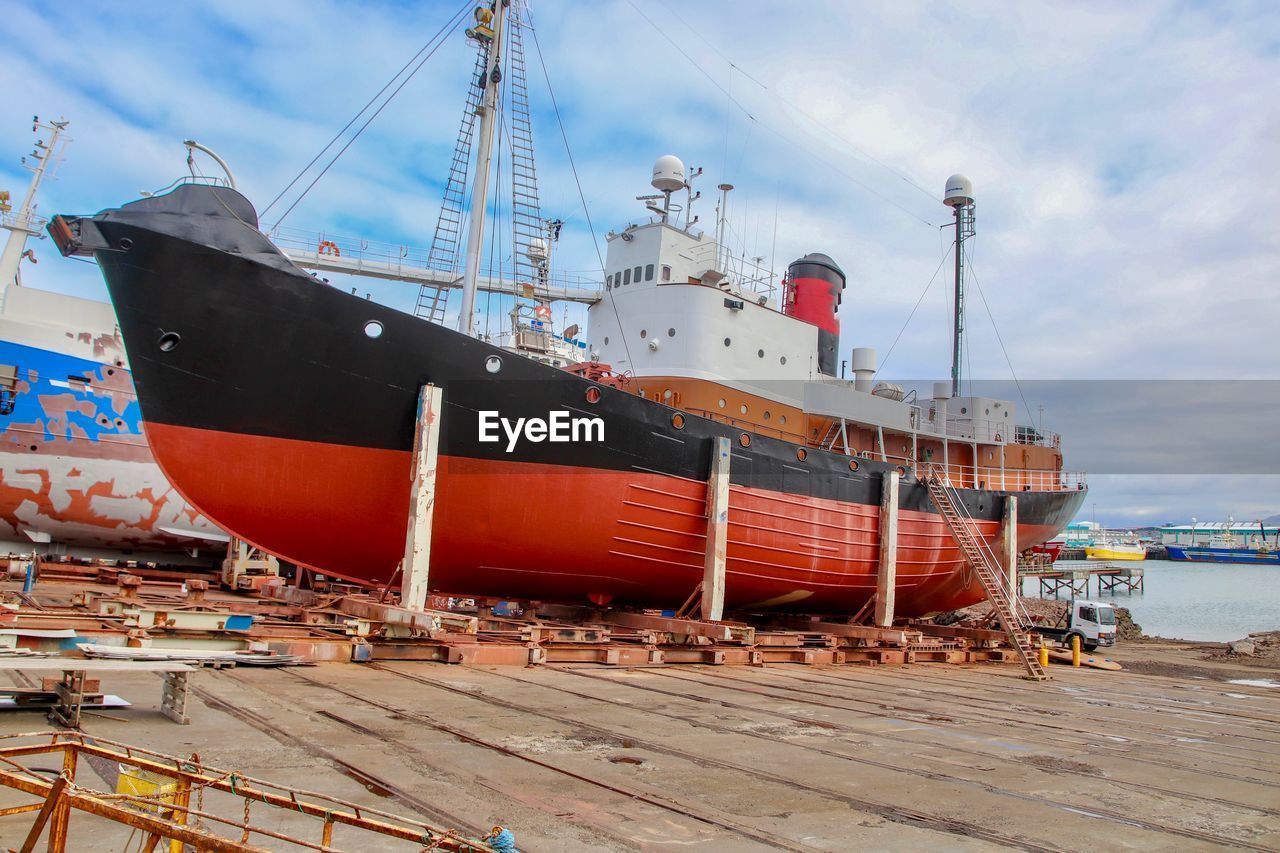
left=1071, top=634, right=1081, bottom=667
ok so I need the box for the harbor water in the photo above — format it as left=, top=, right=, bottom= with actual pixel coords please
left=1022, top=559, right=1280, bottom=642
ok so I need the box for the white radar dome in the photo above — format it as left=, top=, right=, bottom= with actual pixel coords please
left=526, top=236, right=548, bottom=261
left=943, top=173, right=973, bottom=207
left=651, top=154, right=687, bottom=192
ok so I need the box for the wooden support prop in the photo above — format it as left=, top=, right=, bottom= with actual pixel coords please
left=701, top=437, right=731, bottom=622
left=874, top=470, right=900, bottom=627
left=1001, top=495, right=1019, bottom=601
left=401, top=384, right=442, bottom=613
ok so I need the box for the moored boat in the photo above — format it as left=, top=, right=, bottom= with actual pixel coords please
left=46, top=2, right=1086, bottom=615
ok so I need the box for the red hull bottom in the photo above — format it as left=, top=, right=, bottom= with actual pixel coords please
left=147, top=424, right=1052, bottom=615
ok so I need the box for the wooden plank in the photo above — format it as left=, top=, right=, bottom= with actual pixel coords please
left=0, top=661, right=194, bottom=672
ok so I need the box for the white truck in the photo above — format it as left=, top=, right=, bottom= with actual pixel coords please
left=1035, top=600, right=1118, bottom=652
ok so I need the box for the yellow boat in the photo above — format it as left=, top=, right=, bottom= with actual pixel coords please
left=1085, top=542, right=1146, bottom=561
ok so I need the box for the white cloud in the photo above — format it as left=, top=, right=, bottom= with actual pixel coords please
left=1, top=0, right=1276, bottom=523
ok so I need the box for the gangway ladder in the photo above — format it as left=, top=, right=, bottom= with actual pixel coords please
left=925, top=464, right=1050, bottom=681
left=416, top=40, right=490, bottom=326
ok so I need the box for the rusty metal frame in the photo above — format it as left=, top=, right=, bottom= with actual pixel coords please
left=0, top=731, right=493, bottom=852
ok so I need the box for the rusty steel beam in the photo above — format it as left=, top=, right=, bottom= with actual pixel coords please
left=0, top=742, right=489, bottom=851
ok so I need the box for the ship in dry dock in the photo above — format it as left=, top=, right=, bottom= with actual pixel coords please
left=47, top=0, right=1085, bottom=617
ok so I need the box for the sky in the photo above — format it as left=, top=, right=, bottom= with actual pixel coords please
left=1, top=0, right=1277, bottom=526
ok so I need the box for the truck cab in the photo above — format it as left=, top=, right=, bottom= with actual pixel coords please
left=1040, top=600, right=1118, bottom=652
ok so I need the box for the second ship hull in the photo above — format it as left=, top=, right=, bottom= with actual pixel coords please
left=59, top=186, right=1086, bottom=615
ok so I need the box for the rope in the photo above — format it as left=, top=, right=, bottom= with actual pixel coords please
left=965, top=252, right=1034, bottom=425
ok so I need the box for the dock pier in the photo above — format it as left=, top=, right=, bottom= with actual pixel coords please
left=1019, top=561, right=1145, bottom=598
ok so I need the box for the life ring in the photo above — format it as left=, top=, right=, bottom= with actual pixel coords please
left=318, top=240, right=341, bottom=257
left=995, top=433, right=1003, bottom=442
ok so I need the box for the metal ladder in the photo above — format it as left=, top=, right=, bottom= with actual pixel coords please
left=925, top=465, right=1050, bottom=680
left=505, top=7, right=544, bottom=294
left=416, top=43, right=490, bottom=325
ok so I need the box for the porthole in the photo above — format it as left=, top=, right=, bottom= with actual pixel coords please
left=585, top=386, right=602, bottom=404
left=779, top=414, right=787, bottom=425
left=780, top=356, right=787, bottom=365
left=640, top=329, right=647, bottom=339
left=668, top=328, right=676, bottom=337
left=28, top=445, right=37, bottom=451
left=763, top=411, right=771, bottom=421
left=662, top=389, right=673, bottom=400
left=739, top=433, right=751, bottom=447
left=603, top=336, right=609, bottom=345
left=985, top=408, right=990, bottom=415
left=961, top=407, right=968, bottom=414
left=848, top=459, right=860, bottom=472
left=107, top=369, right=115, bottom=376
left=717, top=398, right=726, bottom=409
left=723, top=337, right=731, bottom=347
left=897, top=465, right=908, bottom=477
left=118, top=237, right=133, bottom=250
left=796, top=447, right=808, bottom=462
left=363, top=320, right=384, bottom=339
left=484, top=355, right=503, bottom=374
left=157, top=331, right=181, bottom=353
left=739, top=404, right=748, bottom=415
left=115, top=419, right=125, bottom=428
left=757, top=349, right=764, bottom=358
left=672, top=413, right=685, bottom=429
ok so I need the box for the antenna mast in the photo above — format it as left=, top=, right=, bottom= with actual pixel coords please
left=1, top=117, right=70, bottom=312
left=943, top=174, right=974, bottom=398
left=458, top=0, right=510, bottom=336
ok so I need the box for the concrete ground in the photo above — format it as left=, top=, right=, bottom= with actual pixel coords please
left=2, top=642, right=1278, bottom=851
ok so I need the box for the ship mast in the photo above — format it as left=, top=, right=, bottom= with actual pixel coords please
left=458, top=0, right=509, bottom=337
left=943, top=174, right=974, bottom=397
left=0, top=117, right=70, bottom=313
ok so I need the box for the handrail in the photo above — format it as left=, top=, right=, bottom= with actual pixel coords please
left=927, top=463, right=1035, bottom=629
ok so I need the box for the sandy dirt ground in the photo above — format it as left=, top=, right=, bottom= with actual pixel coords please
left=2, top=642, right=1277, bottom=851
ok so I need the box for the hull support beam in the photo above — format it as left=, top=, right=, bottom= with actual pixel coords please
left=701, top=437, right=731, bottom=622
left=875, top=470, right=900, bottom=627
left=401, top=384, right=443, bottom=612
left=1001, top=495, right=1019, bottom=601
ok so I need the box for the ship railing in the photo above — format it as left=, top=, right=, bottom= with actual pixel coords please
left=264, top=224, right=604, bottom=302
left=930, top=462, right=1087, bottom=492
left=931, top=414, right=1060, bottom=448
left=683, top=408, right=799, bottom=442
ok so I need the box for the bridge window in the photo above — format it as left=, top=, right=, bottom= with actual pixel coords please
left=645, top=264, right=654, bottom=281
left=633, top=266, right=642, bottom=283
left=623, top=268, right=631, bottom=285
left=661, top=265, right=672, bottom=282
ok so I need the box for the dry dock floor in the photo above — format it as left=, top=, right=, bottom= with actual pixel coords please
left=3, top=642, right=1278, bottom=851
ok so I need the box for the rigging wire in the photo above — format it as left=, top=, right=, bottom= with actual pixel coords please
left=875, top=243, right=953, bottom=377
left=649, top=0, right=939, bottom=207
left=623, top=0, right=942, bottom=230
left=525, top=10, right=635, bottom=369
left=268, top=3, right=471, bottom=226
left=263, top=0, right=473, bottom=220
left=965, top=247, right=1035, bottom=423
